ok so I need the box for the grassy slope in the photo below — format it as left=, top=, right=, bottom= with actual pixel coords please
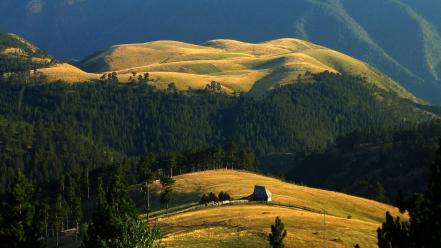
left=0, top=32, right=51, bottom=59
left=159, top=205, right=380, bottom=248
left=0, top=32, right=53, bottom=71
left=37, top=63, right=98, bottom=83
left=76, top=38, right=416, bottom=100
left=149, top=170, right=402, bottom=248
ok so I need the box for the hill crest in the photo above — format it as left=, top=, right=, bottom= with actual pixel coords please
left=78, top=38, right=416, bottom=100
left=146, top=169, right=404, bottom=248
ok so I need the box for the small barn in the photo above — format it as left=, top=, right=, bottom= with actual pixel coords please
left=251, top=185, right=272, bottom=202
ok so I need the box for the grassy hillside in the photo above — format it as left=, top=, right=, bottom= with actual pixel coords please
left=0, top=32, right=50, bottom=59
left=77, top=38, right=416, bottom=100
left=147, top=170, right=402, bottom=223
left=0, top=32, right=53, bottom=73
left=149, top=170, right=403, bottom=248
left=37, top=63, right=98, bottom=83
left=160, top=205, right=378, bottom=248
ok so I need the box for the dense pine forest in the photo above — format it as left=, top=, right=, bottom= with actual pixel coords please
left=0, top=71, right=440, bottom=202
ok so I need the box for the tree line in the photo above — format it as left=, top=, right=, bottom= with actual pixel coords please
left=0, top=168, right=161, bottom=247
left=377, top=139, right=441, bottom=248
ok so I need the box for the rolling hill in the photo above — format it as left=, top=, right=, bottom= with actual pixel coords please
left=2, top=0, right=441, bottom=102
left=77, top=38, right=416, bottom=99
left=1, top=33, right=417, bottom=100
left=144, top=170, right=404, bottom=248
left=37, top=63, right=97, bottom=83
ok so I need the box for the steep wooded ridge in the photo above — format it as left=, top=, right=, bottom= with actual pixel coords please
left=1, top=0, right=441, bottom=102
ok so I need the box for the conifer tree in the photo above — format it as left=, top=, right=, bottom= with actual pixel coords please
left=71, top=195, right=82, bottom=240
left=0, top=170, right=46, bottom=247
left=377, top=139, right=441, bottom=247
left=208, top=192, right=219, bottom=203
left=160, top=187, right=173, bottom=214
left=268, top=216, right=287, bottom=248
left=82, top=174, right=160, bottom=248
left=138, top=154, right=156, bottom=222
left=411, top=138, right=441, bottom=246
left=200, top=193, right=209, bottom=205
left=160, top=175, right=175, bottom=188
left=52, top=193, right=68, bottom=247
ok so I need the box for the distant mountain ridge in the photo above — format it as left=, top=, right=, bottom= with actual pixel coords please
left=1, top=0, right=441, bottom=102
left=0, top=33, right=419, bottom=102
left=77, top=38, right=416, bottom=99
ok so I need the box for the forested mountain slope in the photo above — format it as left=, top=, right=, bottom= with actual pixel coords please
left=0, top=72, right=438, bottom=200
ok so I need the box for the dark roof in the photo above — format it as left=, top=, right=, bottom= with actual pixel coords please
left=252, top=185, right=272, bottom=200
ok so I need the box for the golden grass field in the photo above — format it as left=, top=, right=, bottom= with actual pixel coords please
left=159, top=205, right=381, bottom=248
left=34, top=38, right=416, bottom=100
left=38, top=63, right=98, bottom=83
left=140, top=170, right=404, bottom=248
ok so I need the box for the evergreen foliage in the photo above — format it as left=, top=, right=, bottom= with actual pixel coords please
left=268, top=216, right=287, bottom=248
left=0, top=170, right=46, bottom=247
left=82, top=174, right=160, bottom=247
left=289, top=121, right=441, bottom=202
left=377, top=139, right=441, bottom=247
left=0, top=71, right=438, bottom=232
left=200, top=194, right=209, bottom=205
left=160, top=187, right=173, bottom=214
left=208, top=192, right=219, bottom=203
left=218, top=191, right=231, bottom=201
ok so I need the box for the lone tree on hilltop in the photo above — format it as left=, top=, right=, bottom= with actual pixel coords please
left=268, top=216, right=287, bottom=248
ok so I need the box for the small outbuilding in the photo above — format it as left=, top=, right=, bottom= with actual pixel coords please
left=251, top=185, right=272, bottom=202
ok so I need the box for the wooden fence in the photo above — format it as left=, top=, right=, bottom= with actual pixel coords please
left=146, top=199, right=324, bottom=222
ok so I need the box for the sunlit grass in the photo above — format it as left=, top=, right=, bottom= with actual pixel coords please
left=34, top=38, right=417, bottom=100
left=159, top=205, right=382, bottom=248
left=141, top=170, right=403, bottom=223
